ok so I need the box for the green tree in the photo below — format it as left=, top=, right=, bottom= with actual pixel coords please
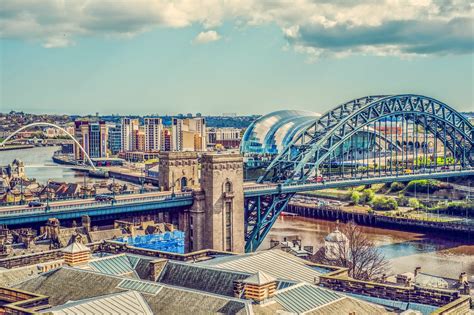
left=351, top=191, right=361, bottom=205
left=390, top=182, right=405, bottom=192
left=372, top=196, right=398, bottom=211
left=408, top=198, right=420, bottom=209
left=362, top=189, right=375, bottom=204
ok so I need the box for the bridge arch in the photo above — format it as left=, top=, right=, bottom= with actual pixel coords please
left=262, top=95, right=474, bottom=183
left=0, top=122, right=97, bottom=170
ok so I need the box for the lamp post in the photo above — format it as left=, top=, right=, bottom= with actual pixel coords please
left=140, top=169, right=145, bottom=194
left=171, top=172, right=175, bottom=198
left=46, top=179, right=50, bottom=211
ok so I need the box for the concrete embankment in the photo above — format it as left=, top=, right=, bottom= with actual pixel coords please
left=0, top=145, right=35, bottom=151
left=287, top=203, right=473, bottom=238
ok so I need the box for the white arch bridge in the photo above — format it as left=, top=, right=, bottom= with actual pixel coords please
left=0, top=122, right=96, bottom=171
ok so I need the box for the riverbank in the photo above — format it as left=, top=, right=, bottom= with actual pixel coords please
left=287, top=202, right=473, bottom=237
left=0, top=144, right=35, bottom=151
left=264, top=215, right=474, bottom=278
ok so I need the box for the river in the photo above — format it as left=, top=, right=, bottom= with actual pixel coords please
left=2, top=147, right=473, bottom=278
left=264, top=216, right=474, bottom=278
left=0, top=146, right=132, bottom=187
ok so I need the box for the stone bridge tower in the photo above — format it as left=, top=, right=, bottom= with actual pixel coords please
left=158, top=152, right=199, bottom=191
left=190, top=153, right=244, bottom=253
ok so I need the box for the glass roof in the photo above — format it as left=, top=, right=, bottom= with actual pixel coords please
left=240, top=110, right=320, bottom=155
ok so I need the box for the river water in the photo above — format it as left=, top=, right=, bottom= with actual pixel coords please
left=2, top=147, right=473, bottom=278
left=264, top=216, right=474, bottom=278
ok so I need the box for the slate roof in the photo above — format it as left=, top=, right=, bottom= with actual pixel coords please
left=42, top=291, right=153, bottom=315
left=0, top=264, right=42, bottom=287
left=157, top=260, right=252, bottom=296
left=200, top=249, right=325, bottom=283
left=13, top=267, right=252, bottom=314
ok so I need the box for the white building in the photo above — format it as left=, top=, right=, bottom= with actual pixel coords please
left=171, top=117, right=206, bottom=151
left=144, top=118, right=163, bottom=152
left=121, top=118, right=139, bottom=152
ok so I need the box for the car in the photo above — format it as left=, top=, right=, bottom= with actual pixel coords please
left=441, top=166, right=450, bottom=170
left=28, top=201, right=43, bottom=207
left=95, top=195, right=115, bottom=202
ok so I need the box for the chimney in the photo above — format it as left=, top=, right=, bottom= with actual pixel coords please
left=61, top=238, right=91, bottom=266
left=414, top=266, right=421, bottom=277
left=81, top=215, right=91, bottom=232
left=242, top=271, right=277, bottom=303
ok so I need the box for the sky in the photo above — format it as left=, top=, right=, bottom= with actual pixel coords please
left=0, top=0, right=473, bottom=115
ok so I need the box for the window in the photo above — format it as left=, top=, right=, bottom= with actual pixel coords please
left=225, top=201, right=232, bottom=251
left=225, top=181, right=232, bottom=193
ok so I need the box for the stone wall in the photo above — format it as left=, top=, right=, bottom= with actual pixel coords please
left=0, top=250, right=63, bottom=269
left=100, top=240, right=233, bottom=262
left=319, top=275, right=461, bottom=307
left=158, top=152, right=199, bottom=191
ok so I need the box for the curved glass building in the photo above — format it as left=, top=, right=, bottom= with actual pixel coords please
left=240, top=110, right=321, bottom=155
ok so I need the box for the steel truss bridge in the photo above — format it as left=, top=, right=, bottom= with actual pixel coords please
left=0, top=94, right=473, bottom=252
left=243, top=94, right=474, bottom=252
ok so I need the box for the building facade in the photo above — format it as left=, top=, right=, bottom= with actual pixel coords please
left=144, top=118, right=163, bottom=152
left=171, top=117, right=206, bottom=152
left=207, top=127, right=242, bottom=149
left=74, top=120, right=108, bottom=160
left=121, top=118, right=139, bottom=152
left=107, top=124, right=122, bottom=155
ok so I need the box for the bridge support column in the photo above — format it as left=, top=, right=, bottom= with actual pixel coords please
left=158, top=152, right=199, bottom=191
left=193, top=153, right=245, bottom=253
left=189, top=192, right=206, bottom=252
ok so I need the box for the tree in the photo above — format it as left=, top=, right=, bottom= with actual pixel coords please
left=362, top=189, right=375, bottom=204
left=310, top=221, right=389, bottom=280
left=390, top=182, right=405, bottom=192
left=408, top=198, right=420, bottom=209
left=351, top=191, right=361, bottom=205
left=372, top=196, right=398, bottom=211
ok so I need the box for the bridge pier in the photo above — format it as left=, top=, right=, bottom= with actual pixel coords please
left=163, top=152, right=245, bottom=253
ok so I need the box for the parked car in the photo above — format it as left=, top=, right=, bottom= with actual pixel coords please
left=95, top=195, right=115, bottom=202
left=28, top=201, right=44, bottom=207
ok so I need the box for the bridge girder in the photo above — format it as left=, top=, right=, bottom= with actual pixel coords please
left=245, top=94, right=474, bottom=252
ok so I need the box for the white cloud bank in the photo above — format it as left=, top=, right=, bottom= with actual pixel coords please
left=0, top=0, right=472, bottom=57
left=193, top=30, right=221, bottom=44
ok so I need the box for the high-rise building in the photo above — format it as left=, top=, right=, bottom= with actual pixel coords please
left=144, top=118, right=162, bottom=152
left=171, top=117, right=206, bottom=151
left=74, top=120, right=108, bottom=160
left=121, top=118, right=139, bottom=152
left=161, top=128, right=172, bottom=151
left=134, top=126, right=145, bottom=152
left=107, top=124, right=122, bottom=155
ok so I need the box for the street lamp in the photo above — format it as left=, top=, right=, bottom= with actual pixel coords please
left=46, top=179, right=50, bottom=211
left=171, top=172, right=176, bottom=198
left=140, top=169, right=145, bottom=194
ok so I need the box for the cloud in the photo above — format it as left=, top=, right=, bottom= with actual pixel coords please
left=0, top=0, right=472, bottom=57
left=193, top=30, right=221, bottom=44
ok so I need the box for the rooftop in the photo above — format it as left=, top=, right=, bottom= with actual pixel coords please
left=200, top=249, right=329, bottom=283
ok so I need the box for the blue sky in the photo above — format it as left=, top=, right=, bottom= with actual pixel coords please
left=1, top=1, right=473, bottom=115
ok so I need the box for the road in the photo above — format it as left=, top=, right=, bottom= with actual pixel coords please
left=0, top=190, right=186, bottom=214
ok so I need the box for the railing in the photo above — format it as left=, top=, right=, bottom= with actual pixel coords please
left=0, top=192, right=193, bottom=217
left=244, top=168, right=474, bottom=194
